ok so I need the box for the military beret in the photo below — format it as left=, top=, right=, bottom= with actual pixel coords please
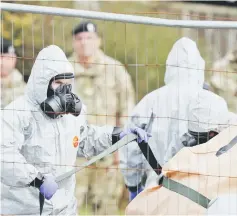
left=72, top=21, right=97, bottom=35
left=0, top=38, right=15, bottom=54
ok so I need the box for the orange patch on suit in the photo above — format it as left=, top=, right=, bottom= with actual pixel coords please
left=73, top=136, right=79, bottom=148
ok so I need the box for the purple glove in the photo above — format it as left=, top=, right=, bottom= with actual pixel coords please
left=129, top=187, right=143, bottom=201
left=39, top=176, right=58, bottom=200
left=120, top=127, right=151, bottom=143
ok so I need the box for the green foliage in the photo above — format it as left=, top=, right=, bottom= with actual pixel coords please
left=95, top=2, right=180, bottom=100
left=1, top=1, right=75, bottom=76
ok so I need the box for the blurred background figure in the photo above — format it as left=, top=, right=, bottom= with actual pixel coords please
left=0, top=37, right=25, bottom=108
left=68, top=21, right=135, bottom=215
left=210, top=49, right=237, bottom=113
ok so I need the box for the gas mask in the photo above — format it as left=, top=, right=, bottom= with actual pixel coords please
left=40, top=74, right=82, bottom=119
left=181, top=130, right=218, bottom=147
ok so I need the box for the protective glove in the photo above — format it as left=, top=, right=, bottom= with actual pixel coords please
left=120, top=127, right=151, bottom=143
left=39, top=176, right=58, bottom=200
left=129, top=187, right=143, bottom=201
left=203, top=82, right=210, bottom=90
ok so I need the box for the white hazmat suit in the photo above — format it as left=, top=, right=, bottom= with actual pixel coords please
left=1, top=45, right=115, bottom=215
left=119, top=37, right=207, bottom=189
left=188, top=84, right=237, bottom=216
left=124, top=82, right=237, bottom=215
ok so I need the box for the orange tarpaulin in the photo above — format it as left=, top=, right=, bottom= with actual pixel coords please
left=126, top=125, right=237, bottom=215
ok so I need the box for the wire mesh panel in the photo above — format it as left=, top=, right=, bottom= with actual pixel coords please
left=1, top=2, right=237, bottom=215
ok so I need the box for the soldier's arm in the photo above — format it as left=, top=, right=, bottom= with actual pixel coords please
left=113, top=65, right=135, bottom=164
left=116, top=65, right=136, bottom=126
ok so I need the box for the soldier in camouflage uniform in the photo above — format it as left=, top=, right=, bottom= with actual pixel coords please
left=1, top=38, right=26, bottom=108
left=68, top=21, right=135, bottom=214
left=210, top=49, right=237, bottom=113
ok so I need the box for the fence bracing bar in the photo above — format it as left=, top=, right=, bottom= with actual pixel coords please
left=1, top=3, right=237, bottom=29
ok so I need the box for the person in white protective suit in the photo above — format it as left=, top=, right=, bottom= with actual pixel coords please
left=189, top=90, right=237, bottom=216
left=188, top=92, right=237, bottom=216
left=125, top=80, right=237, bottom=215
left=0, top=45, right=149, bottom=215
left=119, top=37, right=212, bottom=201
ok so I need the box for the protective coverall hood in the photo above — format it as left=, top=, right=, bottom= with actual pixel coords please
left=188, top=90, right=230, bottom=133
left=164, top=37, right=205, bottom=86
left=25, top=45, right=74, bottom=105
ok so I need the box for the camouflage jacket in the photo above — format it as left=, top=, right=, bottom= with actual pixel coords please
left=1, top=68, right=26, bottom=108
